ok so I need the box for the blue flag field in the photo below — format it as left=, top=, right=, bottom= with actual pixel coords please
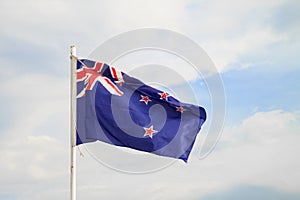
left=76, top=58, right=206, bottom=162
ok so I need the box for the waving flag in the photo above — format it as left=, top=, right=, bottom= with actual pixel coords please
left=76, top=58, right=206, bottom=162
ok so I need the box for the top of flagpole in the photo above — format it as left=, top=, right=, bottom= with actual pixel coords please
left=70, top=45, right=76, bottom=57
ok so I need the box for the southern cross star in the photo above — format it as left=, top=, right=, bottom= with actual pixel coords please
left=143, top=125, right=157, bottom=138
left=158, top=92, right=169, bottom=100
left=140, top=95, right=151, bottom=105
left=176, top=106, right=185, bottom=113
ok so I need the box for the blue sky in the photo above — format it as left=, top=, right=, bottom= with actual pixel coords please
left=0, top=0, right=300, bottom=199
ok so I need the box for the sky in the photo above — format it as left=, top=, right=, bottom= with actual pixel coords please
left=0, top=0, right=300, bottom=199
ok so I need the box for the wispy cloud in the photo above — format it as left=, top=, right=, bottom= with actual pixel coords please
left=200, top=185, right=300, bottom=200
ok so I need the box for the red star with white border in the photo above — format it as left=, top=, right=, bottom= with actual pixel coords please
left=143, top=125, right=157, bottom=138
left=158, top=92, right=169, bottom=100
left=176, top=106, right=185, bottom=113
left=140, top=95, right=151, bottom=105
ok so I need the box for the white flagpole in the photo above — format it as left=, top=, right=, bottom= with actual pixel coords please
left=70, top=45, right=77, bottom=200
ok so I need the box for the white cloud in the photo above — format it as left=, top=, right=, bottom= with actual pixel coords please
left=183, top=0, right=289, bottom=72
left=0, top=73, right=70, bottom=199
left=0, top=0, right=187, bottom=53
left=0, top=0, right=295, bottom=77
left=202, top=29, right=287, bottom=71
left=205, top=110, right=300, bottom=193
left=0, top=73, right=69, bottom=135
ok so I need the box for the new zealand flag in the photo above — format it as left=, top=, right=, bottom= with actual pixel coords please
left=76, top=58, right=206, bottom=162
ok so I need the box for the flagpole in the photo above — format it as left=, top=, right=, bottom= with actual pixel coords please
left=70, top=45, right=77, bottom=200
